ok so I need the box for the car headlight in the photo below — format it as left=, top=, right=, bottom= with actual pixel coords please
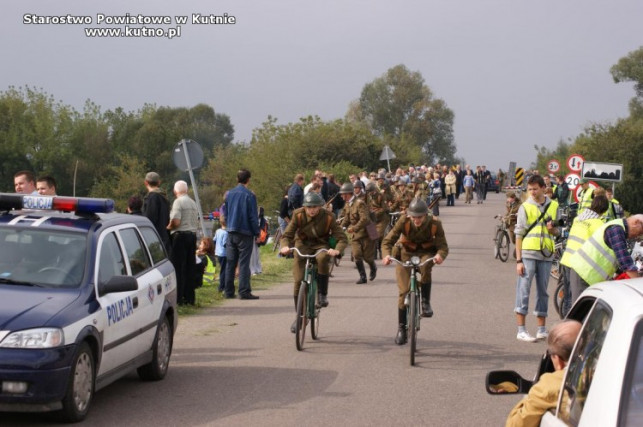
left=0, top=328, right=64, bottom=349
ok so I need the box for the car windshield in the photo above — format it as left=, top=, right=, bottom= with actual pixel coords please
left=0, top=228, right=87, bottom=288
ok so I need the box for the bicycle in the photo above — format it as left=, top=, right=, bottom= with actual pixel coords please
left=493, top=214, right=513, bottom=262
left=287, top=247, right=329, bottom=351
left=389, top=255, right=437, bottom=366
left=272, top=210, right=283, bottom=252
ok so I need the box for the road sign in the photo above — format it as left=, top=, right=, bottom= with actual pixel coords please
left=565, top=173, right=581, bottom=190
left=567, top=154, right=584, bottom=172
left=515, top=167, right=524, bottom=186
left=574, top=181, right=599, bottom=203
left=379, top=145, right=396, bottom=172
left=581, top=161, right=623, bottom=182
left=173, top=139, right=204, bottom=172
left=547, top=159, right=560, bottom=173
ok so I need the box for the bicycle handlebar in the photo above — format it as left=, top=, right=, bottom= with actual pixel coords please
left=286, top=247, right=330, bottom=258
left=388, top=256, right=437, bottom=268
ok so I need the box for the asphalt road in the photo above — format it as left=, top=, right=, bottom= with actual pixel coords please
left=5, top=192, right=560, bottom=426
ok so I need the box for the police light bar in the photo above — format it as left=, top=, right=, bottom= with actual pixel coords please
left=0, top=193, right=114, bottom=214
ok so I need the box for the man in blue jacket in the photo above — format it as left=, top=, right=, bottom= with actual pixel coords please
left=223, top=169, right=261, bottom=300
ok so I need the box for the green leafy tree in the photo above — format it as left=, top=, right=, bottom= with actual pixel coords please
left=348, top=64, right=457, bottom=165
left=611, top=46, right=643, bottom=119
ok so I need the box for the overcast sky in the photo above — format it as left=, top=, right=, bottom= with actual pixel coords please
left=2, top=0, right=641, bottom=171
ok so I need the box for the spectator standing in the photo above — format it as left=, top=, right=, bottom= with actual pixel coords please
left=223, top=169, right=261, bottom=300
left=455, top=165, right=464, bottom=199
left=444, top=169, right=456, bottom=206
left=604, top=188, right=624, bottom=220
left=14, top=171, right=38, bottom=194
left=126, top=195, right=143, bottom=215
left=327, top=173, right=343, bottom=218
left=287, top=174, right=305, bottom=217
left=278, top=186, right=290, bottom=233
left=482, top=165, right=491, bottom=200
left=142, top=172, right=171, bottom=253
left=553, top=175, right=570, bottom=207
left=463, top=170, right=475, bottom=204
left=250, top=207, right=265, bottom=275
left=36, top=176, right=57, bottom=195
left=213, top=217, right=228, bottom=292
left=514, top=175, right=559, bottom=342
left=475, top=166, right=485, bottom=204
left=167, top=180, right=199, bottom=305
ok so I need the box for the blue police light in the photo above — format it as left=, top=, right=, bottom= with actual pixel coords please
left=0, top=193, right=114, bottom=214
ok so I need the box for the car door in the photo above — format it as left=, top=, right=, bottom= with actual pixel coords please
left=94, top=229, right=142, bottom=376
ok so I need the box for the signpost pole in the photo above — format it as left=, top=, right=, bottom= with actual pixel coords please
left=179, top=139, right=208, bottom=239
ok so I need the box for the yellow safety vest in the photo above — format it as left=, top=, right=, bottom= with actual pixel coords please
left=520, top=200, right=559, bottom=253
left=569, top=219, right=624, bottom=285
left=578, top=187, right=594, bottom=215
left=202, top=255, right=216, bottom=286
left=560, top=217, right=604, bottom=268
left=604, top=198, right=621, bottom=221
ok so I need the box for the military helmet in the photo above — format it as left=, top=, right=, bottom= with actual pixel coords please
left=302, top=191, right=324, bottom=207
left=339, top=182, right=354, bottom=194
left=377, top=173, right=387, bottom=180
left=365, top=182, right=378, bottom=193
left=407, top=198, right=428, bottom=217
left=353, top=180, right=365, bottom=189
left=413, top=176, right=424, bottom=184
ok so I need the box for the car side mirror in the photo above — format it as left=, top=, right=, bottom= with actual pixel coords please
left=485, top=370, right=534, bottom=395
left=98, top=275, right=138, bottom=297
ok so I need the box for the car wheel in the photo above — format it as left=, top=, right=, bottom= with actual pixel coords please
left=138, top=315, right=173, bottom=381
left=59, top=342, right=94, bottom=422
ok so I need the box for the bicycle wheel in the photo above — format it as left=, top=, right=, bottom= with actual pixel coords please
left=272, top=228, right=282, bottom=252
left=493, top=229, right=501, bottom=259
left=408, top=291, right=418, bottom=366
left=295, top=282, right=308, bottom=351
left=310, top=285, right=320, bottom=340
left=553, top=281, right=565, bottom=319
left=497, top=231, right=510, bottom=262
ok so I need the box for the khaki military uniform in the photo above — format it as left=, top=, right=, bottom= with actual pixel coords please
left=505, top=201, right=521, bottom=244
left=341, top=194, right=375, bottom=263
left=280, top=207, right=348, bottom=296
left=382, top=214, right=449, bottom=309
left=368, top=191, right=389, bottom=239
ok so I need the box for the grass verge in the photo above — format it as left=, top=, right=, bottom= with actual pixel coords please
left=177, top=244, right=292, bottom=316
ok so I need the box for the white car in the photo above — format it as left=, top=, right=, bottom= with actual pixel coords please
left=0, top=194, right=177, bottom=422
left=487, top=277, right=643, bottom=426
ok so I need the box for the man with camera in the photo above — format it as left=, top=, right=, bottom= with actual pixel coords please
left=513, top=175, right=559, bottom=342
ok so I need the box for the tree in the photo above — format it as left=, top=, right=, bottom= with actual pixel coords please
left=348, top=64, right=457, bottom=165
left=610, top=46, right=643, bottom=118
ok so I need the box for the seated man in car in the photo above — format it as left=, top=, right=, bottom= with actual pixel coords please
left=506, top=319, right=582, bottom=427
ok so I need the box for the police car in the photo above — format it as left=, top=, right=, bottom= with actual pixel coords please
left=0, top=194, right=177, bottom=422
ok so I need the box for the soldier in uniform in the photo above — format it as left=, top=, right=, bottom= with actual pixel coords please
left=340, top=181, right=377, bottom=284
left=366, top=182, right=389, bottom=259
left=382, top=198, right=449, bottom=345
left=280, top=192, right=347, bottom=332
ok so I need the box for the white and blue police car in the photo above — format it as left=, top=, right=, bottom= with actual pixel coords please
left=0, top=193, right=177, bottom=422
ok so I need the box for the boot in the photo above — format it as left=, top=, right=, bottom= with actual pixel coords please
left=355, top=261, right=367, bottom=284
left=395, top=308, right=407, bottom=345
left=421, top=282, right=434, bottom=318
left=291, top=295, right=298, bottom=333
left=368, top=261, right=377, bottom=281
left=317, top=274, right=329, bottom=307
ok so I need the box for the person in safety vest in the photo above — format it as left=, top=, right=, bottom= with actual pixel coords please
left=604, top=187, right=624, bottom=221
left=559, top=195, right=608, bottom=315
left=568, top=214, right=643, bottom=301
left=577, top=179, right=594, bottom=216
left=514, top=175, right=560, bottom=343
left=280, top=191, right=347, bottom=333
left=382, top=198, right=448, bottom=345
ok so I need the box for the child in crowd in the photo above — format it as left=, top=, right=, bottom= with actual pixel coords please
left=213, top=217, right=228, bottom=292
left=196, top=237, right=216, bottom=288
